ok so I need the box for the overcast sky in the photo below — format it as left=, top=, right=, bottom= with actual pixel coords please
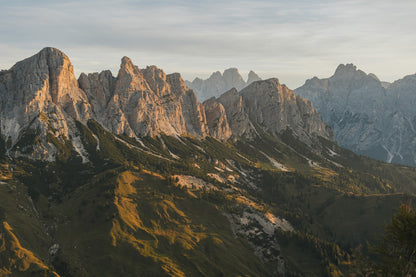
left=1, top=0, right=415, bottom=89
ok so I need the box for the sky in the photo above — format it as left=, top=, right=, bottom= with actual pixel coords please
left=0, top=0, right=415, bottom=89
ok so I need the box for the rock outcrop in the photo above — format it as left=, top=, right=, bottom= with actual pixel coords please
left=213, top=80, right=333, bottom=143
left=296, top=64, right=416, bottom=166
left=203, top=97, right=232, bottom=140
left=0, top=47, right=93, bottom=161
left=241, top=79, right=332, bottom=144
left=247, top=70, right=262, bottom=85
left=82, top=57, right=210, bottom=138
left=186, top=68, right=262, bottom=101
left=217, top=88, right=257, bottom=138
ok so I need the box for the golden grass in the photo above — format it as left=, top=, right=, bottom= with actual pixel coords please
left=110, top=170, right=206, bottom=276
left=313, top=167, right=339, bottom=182
left=142, top=169, right=165, bottom=179
left=235, top=195, right=263, bottom=211
left=0, top=221, right=59, bottom=276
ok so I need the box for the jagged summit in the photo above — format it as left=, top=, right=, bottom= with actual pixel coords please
left=241, top=78, right=332, bottom=143
left=186, top=68, right=262, bottom=101
left=0, top=48, right=331, bottom=161
left=368, top=73, right=380, bottom=81
left=296, top=63, right=416, bottom=166
left=247, top=70, right=261, bottom=84
left=334, top=63, right=357, bottom=74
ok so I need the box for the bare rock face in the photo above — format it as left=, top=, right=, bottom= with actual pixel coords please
left=223, top=68, right=246, bottom=90
left=247, top=70, right=261, bottom=85
left=78, top=70, right=115, bottom=116
left=141, top=65, right=170, bottom=97
left=217, top=88, right=257, bottom=138
left=86, top=57, right=209, bottom=138
left=0, top=47, right=333, bottom=161
left=203, top=97, right=232, bottom=140
left=186, top=68, right=262, bottom=101
left=0, top=47, right=93, bottom=160
left=296, top=64, right=416, bottom=166
left=241, top=79, right=332, bottom=144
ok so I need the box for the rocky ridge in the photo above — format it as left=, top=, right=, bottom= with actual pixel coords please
left=296, top=64, right=416, bottom=166
left=0, top=48, right=332, bottom=161
left=186, top=68, right=262, bottom=101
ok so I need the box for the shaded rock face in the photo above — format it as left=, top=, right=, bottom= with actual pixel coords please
left=203, top=98, right=232, bottom=140
left=186, top=68, right=262, bottom=101
left=241, top=79, right=332, bottom=144
left=0, top=47, right=93, bottom=161
left=217, top=88, right=257, bottom=138
left=212, top=80, right=333, bottom=143
left=247, top=70, right=261, bottom=84
left=296, top=64, right=416, bottom=166
left=78, top=70, right=115, bottom=116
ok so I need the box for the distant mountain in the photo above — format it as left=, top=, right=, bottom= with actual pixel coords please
left=185, top=68, right=261, bottom=101
left=296, top=64, right=416, bottom=166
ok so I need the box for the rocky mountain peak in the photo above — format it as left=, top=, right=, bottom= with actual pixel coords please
left=11, top=47, right=80, bottom=105
left=141, top=65, right=169, bottom=96
left=295, top=64, right=416, bottom=166
left=0, top=47, right=93, bottom=160
left=186, top=68, right=262, bottom=101
left=166, top=73, right=188, bottom=95
left=223, top=68, right=245, bottom=89
left=247, top=70, right=262, bottom=84
left=211, top=71, right=222, bottom=79
left=0, top=48, right=332, bottom=161
left=217, top=88, right=256, bottom=138
left=334, top=63, right=357, bottom=75
left=241, top=78, right=332, bottom=143
left=368, top=73, right=380, bottom=81
left=120, top=56, right=134, bottom=69
left=115, top=56, right=149, bottom=93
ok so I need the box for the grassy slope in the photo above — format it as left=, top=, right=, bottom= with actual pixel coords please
left=0, top=161, right=59, bottom=276
left=1, top=120, right=416, bottom=276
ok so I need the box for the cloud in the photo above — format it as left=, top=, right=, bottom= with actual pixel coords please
left=0, top=0, right=415, bottom=88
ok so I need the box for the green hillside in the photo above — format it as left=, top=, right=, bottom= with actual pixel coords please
left=1, top=120, right=415, bottom=276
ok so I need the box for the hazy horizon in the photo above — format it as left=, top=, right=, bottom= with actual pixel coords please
left=1, top=0, right=415, bottom=89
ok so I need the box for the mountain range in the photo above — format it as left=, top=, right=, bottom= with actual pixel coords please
left=185, top=68, right=261, bottom=101
left=296, top=64, right=416, bottom=167
left=1, top=48, right=416, bottom=276
left=0, top=48, right=330, bottom=162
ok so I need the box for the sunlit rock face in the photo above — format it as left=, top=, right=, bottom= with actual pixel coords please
left=217, top=88, right=257, bottom=138
left=0, top=47, right=93, bottom=160
left=0, top=48, right=332, bottom=161
left=81, top=57, right=209, bottom=138
left=296, top=63, right=416, bottom=166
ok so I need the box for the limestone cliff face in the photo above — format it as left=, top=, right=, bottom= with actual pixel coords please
left=247, top=70, right=261, bottom=85
left=0, top=47, right=93, bottom=160
left=296, top=64, right=416, bottom=166
left=223, top=68, right=246, bottom=91
left=217, top=88, right=257, bottom=138
left=203, top=98, right=232, bottom=140
left=78, top=70, right=115, bottom=116
left=88, top=58, right=209, bottom=138
left=0, top=48, right=333, bottom=161
left=240, top=79, right=332, bottom=143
